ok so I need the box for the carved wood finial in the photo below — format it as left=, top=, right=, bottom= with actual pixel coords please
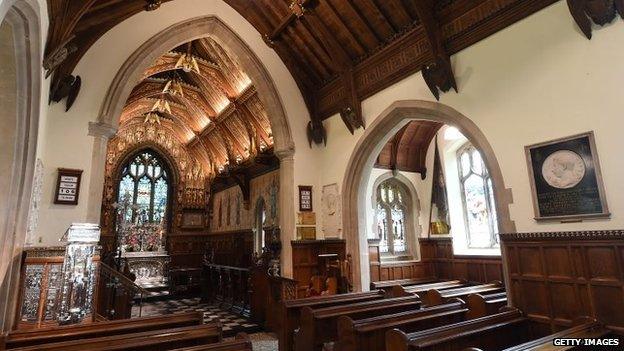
left=49, top=74, right=81, bottom=111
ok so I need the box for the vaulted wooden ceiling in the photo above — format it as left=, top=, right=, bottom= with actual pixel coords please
left=118, top=38, right=274, bottom=176
left=45, top=0, right=623, bottom=145
left=375, top=120, right=442, bottom=177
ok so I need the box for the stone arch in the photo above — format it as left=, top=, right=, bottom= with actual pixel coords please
left=0, top=0, right=44, bottom=332
left=95, top=16, right=294, bottom=153
left=86, top=17, right=297, bottom=277
left=342, top=100, right=515, bottom=291
left=369, top=171, right=423, bottom=259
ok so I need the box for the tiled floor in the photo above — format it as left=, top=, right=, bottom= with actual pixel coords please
left=132, top=297, right=261, bottom=336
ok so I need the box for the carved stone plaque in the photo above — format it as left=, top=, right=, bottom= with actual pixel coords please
left=525, top=131, right=610, bottom=221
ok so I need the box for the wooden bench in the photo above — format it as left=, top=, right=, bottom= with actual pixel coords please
left=9, top=322, right=222, bottom=351
left=295, top=295, right=421, bottom=351
left=278, top=290, right=385, bottom=351
left=422, top=281, right=504, bottom=306
left=385, top=308, right=531, bottom=351
left=370, top=278, right=437, bottom=291
left=170, top=333, right=252, bottom=351
left=465, top=292, right=507, bottom=319
left=333, top=299, right=467, bottom=351
left=392, top=280, right=468, bottom=297
left=460, top=318, right=613, bottom=351
left=1, top=311, right=204, bottom=349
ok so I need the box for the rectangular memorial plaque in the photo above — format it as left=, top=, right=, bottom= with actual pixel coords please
left=54, top=168, right=83, bottom=205
left=525, top=131, right=610, bottom=221
left=299, top=185, right=313, bottom=212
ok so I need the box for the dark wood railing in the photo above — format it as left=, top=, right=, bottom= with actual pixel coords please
left=202, top=263, right=250, bottom=316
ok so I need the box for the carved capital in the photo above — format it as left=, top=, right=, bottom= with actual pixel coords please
left=88, top=122, right=118, bottom=139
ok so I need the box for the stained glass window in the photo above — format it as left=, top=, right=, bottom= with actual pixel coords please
left=117, top=150, right=169, bottom=223
left=375, top=178, right=409, bottom=256
left=457, top=143, right=499, bottom=248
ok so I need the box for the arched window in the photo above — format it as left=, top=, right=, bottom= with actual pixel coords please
left=375, top=178, right=409, bottom=255
left=457, top=143, right=498, bottom=248
left=117, top=150, right=169, bottom=224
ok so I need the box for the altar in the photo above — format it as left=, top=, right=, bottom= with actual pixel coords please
left=120, top=251, right=170, bottom=288
left=116, top=221, right=170, bottom=289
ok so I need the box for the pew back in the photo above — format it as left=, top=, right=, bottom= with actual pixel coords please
left=9, top=322, right=222, bottom=351
left=392, top=280, right=467, bottom=297
left=278, top=290, right=385, bottom=351
left=386, top=309, right=531, bottom=351
left=423, top=282, right=504, bottom=306
left=170, top=333, right=252, bottom=351
left=296, top=295, right=421, bottom=351
left=2, top=312, right=204, bottom=349
left=334, top=300, right=467, bottom=351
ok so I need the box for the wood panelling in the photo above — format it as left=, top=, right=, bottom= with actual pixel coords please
left=291, top=239, right=346, bottom=298
left=197, top=230, right=254, bottom=268
left=369, top=238, right=503, bottom=286
left=368, top=241, right=435, bottom=283
left=501, top=230, right=624, bottom=333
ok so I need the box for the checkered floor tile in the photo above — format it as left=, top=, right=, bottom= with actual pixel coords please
left=132, top=297, right=261, bottom=336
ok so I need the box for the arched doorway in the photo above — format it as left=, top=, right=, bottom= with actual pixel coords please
left=88, top=16, right=296, bottom=277
left=0, top=0, right=43, bottom=332
left=342, top=100, right=515, bottom=291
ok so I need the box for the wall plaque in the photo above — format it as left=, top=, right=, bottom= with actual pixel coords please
left=525, top=131, right=609, bottom=221
left=297, top=212, right=316, bottom=225
left=298, top=185, right=313, bottom=212
left=54, top=168, right=83, bottom=205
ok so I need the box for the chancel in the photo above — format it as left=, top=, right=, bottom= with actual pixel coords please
left=0, top=0, right=623, bottom=350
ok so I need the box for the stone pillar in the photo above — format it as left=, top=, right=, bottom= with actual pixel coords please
left=86, top=122, right=117, bottom=223
left=276, top=149, right=295, bottom=279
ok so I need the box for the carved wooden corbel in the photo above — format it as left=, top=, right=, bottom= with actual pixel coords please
left=414, top=0, right=458, bottom=101
left=568, top=0, right=624, bottom=39
left=306, top=119, right=327, bottom=147
left=422, top=58, right=457, bottom=101
left=49, top=74, right=81, bottom=111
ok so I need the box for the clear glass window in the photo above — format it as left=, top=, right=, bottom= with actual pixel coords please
left=457, top=143, right=499, bottom=248
left=375, top=178, right=410, bottom=256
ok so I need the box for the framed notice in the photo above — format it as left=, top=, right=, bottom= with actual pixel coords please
left=525, top=131, right=609, bottom=221
left=54, top=168, right=83, bottom=205
left=299, top=185, right=313, bottom=212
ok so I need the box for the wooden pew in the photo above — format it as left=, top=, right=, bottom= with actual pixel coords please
left=295, top=295, right=421, bottom=351
left=385, top=308, right=530, bottom=351
left=498, top=318, right=610, bottom=351
left=334, top=299, right=467, bottom=351
left=1, top=311, right=204, bottom=349
left=278, top=290, right=385, bottom=351
left=370, top=278, right=437, bottom=291
left=392, top=280, right=468, bottom=297
left=465, top=292, right=507, bottom=319
left=422, top=281, right=504, bottom=306
left=9, top=322, right=222, bottom=351
left=170, top=333, right=252, bottom=351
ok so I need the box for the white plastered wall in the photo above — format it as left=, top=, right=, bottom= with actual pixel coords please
left=319, top=2, right=624, bottom=236
left=35, top=0, right=322, bottom=244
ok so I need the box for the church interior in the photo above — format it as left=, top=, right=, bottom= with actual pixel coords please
left=0, top=0, right=623, bottom=350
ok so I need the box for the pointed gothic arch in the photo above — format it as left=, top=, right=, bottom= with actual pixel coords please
left=342, top=100, right=515, bottom=292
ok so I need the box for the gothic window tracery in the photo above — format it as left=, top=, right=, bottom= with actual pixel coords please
left=457, top=143, right=499, bottom=248
left=117, top=150, right=169, bottom=224
left=375, top=178, right=409, bottom=256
